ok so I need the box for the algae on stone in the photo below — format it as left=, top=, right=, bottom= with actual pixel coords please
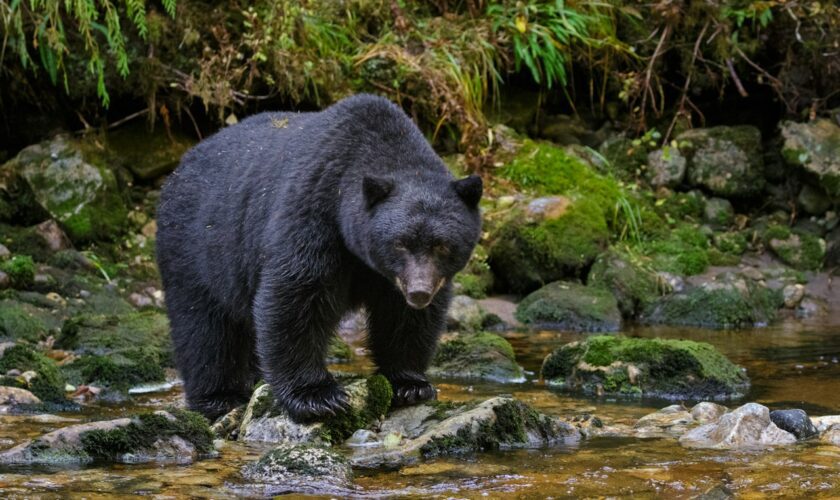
left=0, top=255, right=36, bottom=289
left=763, top=225, right=825, bottom=271
left=541, top=335, right=749, bottom=400
left=515, top=281, right=621, bottom=332
left=429, top=331, right=524, bottom=383
left=0, top=344, right=67, bottom=402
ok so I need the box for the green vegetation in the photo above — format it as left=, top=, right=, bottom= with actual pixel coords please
left=515, top=281, right=621, bottom=332
left=541, top=335, right=749, bottom=399
left=763, top=225, right=826, bottom=271
left=587, top=249, right=663, bottom=318
left=0, top=255, right=35, bottom=289
left=0, top=299, right=50, bottom=342
left=0, top=344, right=66, bottom=402
left=62, top=349, right=166, bottom=391
left=319, top=375, right=393, bottom=444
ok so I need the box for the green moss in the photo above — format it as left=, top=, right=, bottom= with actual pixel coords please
left=62, top=349, right=165, bottom=391
left=0, top=223, right=53, bottom=262
left=0, top=344, right=66, bottom=402
left=714, top=232, right=749, bottom=255
left=655, top=191, right=706, bottom=222
left=542, top=335, right=749, bottom=399
left=0, top=255, right=35, bottom=289
left=326, top=337, right=352, bottom=363
left=587, top=249, right=662, bottom=318
left=639, top=224, right=710, bottom=276
left=319, top=375, right=393, bottom=444
left=0, top=299, right=50, bottom=342
left=430, top=331, right=523, bottom=382
left=763, top=225, right=825, bottom=271
left=80, top=408, right=214, bottom=461
left=453, top=244, right=494, bottom=298
left=515, top=281, right=621, bottom=332
left=57, top=311, right=171, bottom=361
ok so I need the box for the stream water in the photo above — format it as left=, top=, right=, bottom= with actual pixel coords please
left=1, top=316, right=839, bottom=498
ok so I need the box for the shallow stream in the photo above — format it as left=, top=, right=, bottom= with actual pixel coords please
left=1, top=316, right=839, bottom=498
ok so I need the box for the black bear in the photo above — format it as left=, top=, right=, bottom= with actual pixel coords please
left=156, top=94, right=482, bottom=422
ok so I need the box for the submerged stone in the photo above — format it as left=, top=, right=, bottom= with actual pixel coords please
left=429, top=331, right=524, bottom=383
left=679, top=403, right=796, bottom=449
left=541, top=335, right=749, bottom=400
left=515, top=281, right=621, bottom=332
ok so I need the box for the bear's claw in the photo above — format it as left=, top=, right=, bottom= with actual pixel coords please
left=391, top=377, right=437, bottom=407
left=283, top=382, right=351, bottom=423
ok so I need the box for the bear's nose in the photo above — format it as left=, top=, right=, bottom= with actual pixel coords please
left=407, top=290, right=432, bottom=309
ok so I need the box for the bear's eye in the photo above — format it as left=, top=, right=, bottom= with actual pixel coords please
left=433, top=245, right=450, bottom=256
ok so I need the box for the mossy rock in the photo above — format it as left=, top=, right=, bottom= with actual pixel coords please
left=429, top=332, right=524, bottom=383
left=598, top=136, right=650, bottom=181
left=0, top=298, right=62, bottom=342
left=106, top=121, right=193, bottom=180
left=0, top=223, right=55, bottom=262
left=639, top=225, right=710, bottom=276
left=0, top=255, right=36, bottom=289
left=655, top=190, right=706, bottom=222
left=488, top=198, right=610, bottom=293
left=678, top=126, right=765, bottom=197
left=763, top=225, right=825, bottom=271
left=541, top=335, right=749, bottom=400
left=713, top=231, right=749, bottom=256
left=61, top=349, right=166, bottom=392
left=587, top=249, right=663, bottom=319
left=242, top=444, right=352, bottom=489
left=0, top=344, right=67, bottom=402
left=57, top=311, right=172, bottom=359
left=515, top=281, right=621, bottom=332
left=641, top=278, right=783, bottom=329
left=780, top=119, right=840, bottom=199
left=452, top=244, right=494, bottom=298
left=0, top=136, right=128, bottom=243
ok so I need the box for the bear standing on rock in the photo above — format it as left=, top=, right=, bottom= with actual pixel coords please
left=156, top=95, right=482, bottom=422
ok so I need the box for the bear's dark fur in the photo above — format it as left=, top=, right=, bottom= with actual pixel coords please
left=156, top=94, right=482, bottom=422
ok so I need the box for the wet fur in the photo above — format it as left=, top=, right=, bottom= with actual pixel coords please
left=156, top=94, right=481, bottom=421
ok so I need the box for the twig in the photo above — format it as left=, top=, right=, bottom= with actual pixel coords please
left=640, top=25, right=671, bottom=126
left=665, top=22, right=708, bottom=141
left=108, top=108, right=149, bottom=129
left=726, top=58, right=749, bottom=97
left=734, top=46, right=792, bottom=111
left=182, top=105, right=203, bottom=140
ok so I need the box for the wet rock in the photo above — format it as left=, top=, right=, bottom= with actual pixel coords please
left=515, top=281, right=621, bottom=332
left=0, top=135, right=128, bottom=242
left=780, top=119, right=840, bottom=199
left=764, top=225, right=826, bottom=270
left=642, top=276, right=783, bottom=329
left=0, top=344, right=67, bottom=402
left=646, top=146, right=686, bottom=188
left=679, top=403, right=796, bottom=449
left=0, top=409, right=214, bottom=464
left=691, top=402, right=728, bottom=424
left=542, top=335, right=749, bottom=400
left=678, top=126, right=765, bottom=197
left=34, top=219, right=72, bottom=251
left=821, top=424, right=840, bottom=446
left=587, top=249, right=663, bottom=319
left=0, top=298, right=62, bottom=342
left=633, top=405, right=694, bottom=438
left=704, top=198, right=734, bottom=228
left=796, top=296, right=825, bottom=317
left=0, top=386, right=41, bottom=408
left=350, top=396, right=580, bottom=468
left=798, top=184, right=832, bottom=215
left=811, top=415, right=840, bottom=433
left=56, top=311, right=171, bottom=356
left=429, top=332, right=524, bottom=383
left=446, top=295, right=485, bottom=332
left=769, top=409, right=818, bottom=440
left=242, top=444, right=353, bottom=493
left=210, top=406, right=245, bottom=440
left=782, top=284, right=805, bottom=308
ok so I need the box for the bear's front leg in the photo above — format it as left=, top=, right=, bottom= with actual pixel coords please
left=366, top=283, right=451, bottom=407
left=253, top=276, right=349, bottom=422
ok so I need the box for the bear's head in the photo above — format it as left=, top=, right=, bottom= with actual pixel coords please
left=350, top=174, right=482, bottom=309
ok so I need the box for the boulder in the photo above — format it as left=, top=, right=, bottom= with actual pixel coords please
left=541, top=335, right=749, bottom=400
left=0, top=409, right=214, bottom=464
left=429, top=332, right=525, bottom=383
left=678, top=126, right=765, bottom=197
left=769, top=409, right=818, bottom=440
left=780, top=119, right=840, bottom=199
left=587, top=249, right=663, bottom=319
left=446, top=295, right=485, bottom=332
left=0, top=136, right=128, bottom=242
left=241, top=444, right=353, bottom=494
left=646, top=146, right=687, bottom=188
left=821, top=424, right=840, bottom=446
left=763, top=225, right=825, bottom=271
left=797, top=184, right=832, bottom=215
left=515, top=281, right=621, bottom=332
left=33, top=219, right=72, bottom=251
left=0, top=386, right=41, bottom=408
left=679, top=403, right=797, bottom=449
left=703, top=198, right=734, bottom=228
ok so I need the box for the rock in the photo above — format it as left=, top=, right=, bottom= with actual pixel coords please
left=106, top=121, right=193, bottom=180
left=541, top=335, right=749, bottom=400
left=678, top=126, right=765, bottom=197
left=811, top=415, right=840, bottom=433
left=713, top=231, right=749, bottom=256
left=0, top=409, right=214, bottom=464
left=764, top=225, right=825, bottom=270
left=691, top=402, right=728, bottom=424
left=56, top=311, right=171, bottom=357
left=782, top=284, right=805, bottom=308
left=821, top=424, right=840, bottom=446
left=704, top=198, right=734, bottom=228
left=33, top=219, right=72, bottom=251
left=0, top=243, right=9, bottom=260
left=0, top=271, right=8, bottom=289
left=242, top=444, right=353, bottom=493
left=642, top=276, right=783, bottom=329
left=515, top=281, right=621, bottom=332
left=0, top=298, right=62, bottom=342
left=446, top=295, right=485, bottom=332
left=141, top=219, right=158, bottom=239
left=128, top=292, right=154, bottom=309
left=429, top=332, right=525, bottom=383
left=452, top=244, right=494, bottom=298
left=633, top=405, right=695, bottom=438
left=769, top=409, right=818, bottom=440
left=349, top=396, right=580, bottom=468
left=780, top=119, right=840, bottom=199
left=210, top=406, right=245, bottom=440
left=0, top=386, right=41, bottom=407
left=679, top=403, right=797, bottom=449
left=0, top=255, right=35, bottom=289
left=0, top=344, right=66, bottom=402
left=587, top=249, right=663, bottom=319
left=798, top=184, right=832, bottom=215
left=0, top=135, right=128, bottom=242
left=646, top=146, right=686, bottom=188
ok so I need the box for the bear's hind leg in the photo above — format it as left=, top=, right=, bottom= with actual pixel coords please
left=167, top=287, right=256, bottom=420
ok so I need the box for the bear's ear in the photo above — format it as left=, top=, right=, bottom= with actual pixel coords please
left=363, top=176, right=394, bottom=209
left=452, top=175, right=483, bottom=208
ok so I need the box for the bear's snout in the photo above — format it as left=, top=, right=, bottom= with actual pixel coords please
left=397, top=255, right=445, bottom=309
